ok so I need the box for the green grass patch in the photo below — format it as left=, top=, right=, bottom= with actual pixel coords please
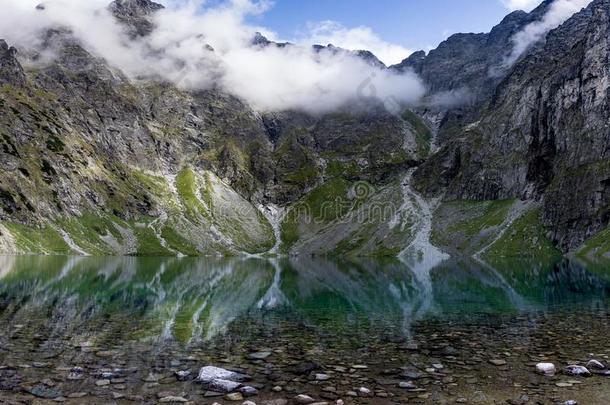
left=161, top=225, right=200, bottom=256
left=56, top=214, right=122, bottom=255
left=484, top=208, right=561, bottom=260
left=577, top=226, right=610, bottom=261
left=131, top=222, right=174, bottom=257
left=3, top=222, right=72, bottom=255
left=176, top=168, right=209, bottom=221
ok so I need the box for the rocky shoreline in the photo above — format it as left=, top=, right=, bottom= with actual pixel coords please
left=1, top=310, right=610, bottom=405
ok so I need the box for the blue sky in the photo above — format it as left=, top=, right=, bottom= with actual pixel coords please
left=246, top=0, right=542, bottom=64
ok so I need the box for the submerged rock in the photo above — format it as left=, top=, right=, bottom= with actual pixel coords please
left=248, top=351, right=272, bottom=360
left=294, top=394, right=315, bottom=404
left=175, top=370, right=192, bottom=381
left=225, top=392, right=244, bottom=401
left=240, top=386, right=259, bottom=397
left=536, top=363, right=556, bottom=376
left=26, top=384, right=61, bottom=399
left=198, top=366, right=250, bottom=383
left=159, top=396, right=189, bottom=403
left=209, top=378, right=241, bottom=393
left=585, top=359, right=605, bottom=370
left=563, top=365, right=591, bottom=377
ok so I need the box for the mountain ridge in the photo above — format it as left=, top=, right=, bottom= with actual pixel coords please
left=0, top=0, right=607, bottom=260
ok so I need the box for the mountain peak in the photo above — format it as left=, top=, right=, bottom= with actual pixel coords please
left=109, top=0, right=164, bottom=38
left=109, top=0, right=164, bottom=15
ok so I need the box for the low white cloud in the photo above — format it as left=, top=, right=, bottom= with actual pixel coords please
left=501, top=0, right=541, bottom=11
left=504, top=0, right=593, bottom=66
left=0, top=0, right=425, bottom=114
left=295, top=20, right=412, bottom=66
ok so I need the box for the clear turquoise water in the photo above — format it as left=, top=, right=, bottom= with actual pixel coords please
left=0, top=255, right=608, bottom=344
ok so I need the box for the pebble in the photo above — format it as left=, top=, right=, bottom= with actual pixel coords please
left=248, top=352, right=272, bottom=360
left=358, top=387, right=372, bottom=397
left=563, top=365, right=591, bottom=377
left=585, top=359, right=605, bottom=370
left=26, top=384, right=60, bottom=399
left=159, top=396, right=189, bottom=403
left=489, top=359, right=507, bottom=366
left=142, top=372, right=160, bottom=382
left=242, top=401, right=257, bottom=405
left=175, top=370, right=192, bottom=381
left=240, top=386, right=259, bottom=396
left=536, top=362, right=556, bottom=376
left=398, top=381, right=417, bottom=389
left=295, top=394, right=315, bottom=404
left=95, top=379, right=110, bottom=387
left=209, top=378, right=241, bottom=393
left=264, top=400, right=288, bottom=405
left=315, top=373, right=330, bottom=381
left=225, top=392, right=244, bottom=401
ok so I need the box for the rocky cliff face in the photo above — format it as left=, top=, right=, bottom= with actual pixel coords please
left=0, top=0, right=608, bottom=259
left=415, top=0, right=610, bottom=255
left=0, top=0, right=426, bottom=257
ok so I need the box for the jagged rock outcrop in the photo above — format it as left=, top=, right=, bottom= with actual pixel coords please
left=415, top=0, right=610, bottom=251
left=0, top=40, right=26, bottom=87
left=391, top=1, right=554, bottom=143
left=108, top=0, right=164, bottom=38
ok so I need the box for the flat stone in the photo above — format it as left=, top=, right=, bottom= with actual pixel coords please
left=142, top=373, right=161, bottom=382
left=315, top=373, right=330, bottom=381
left=225, top=392, right=244, bottom=401
left=295, top=394, right=315, bottom=404
left=95, top=379, right=110, bottom=387
left=198, top=366, right=250, bottom=383
left=489, top=359, right=507, bottom=366
left=239, top=386, right=258, bottom=397
left=248, top=351, right=272, bottom=360
left=159, top=396, right=189, bottom=403
left=67, top=392, right=88, bottom=398
left=398, top=381, right=417, bottom=389
left=209, top=379, right=241, bottom=393
left=26, top=384, right=61, bottom=399
left=556, top=382, right=573, bottom=388
left=263, top=400, right=288, bottom=405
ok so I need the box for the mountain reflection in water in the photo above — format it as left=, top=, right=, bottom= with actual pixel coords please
left=0, top=255, right=609, bottom=346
